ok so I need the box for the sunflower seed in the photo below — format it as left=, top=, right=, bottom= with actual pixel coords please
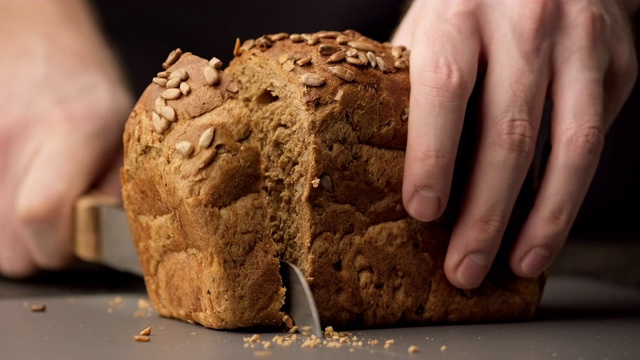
left=227, top=82, right=239, bottom=93
left=391, top=45, right=406, bottom=59
left=152, top=112, right=170, bottom=134
left=347, top=40, right=376, bottom=52
left=334, top=89, right=344, bottom=101
left=157, top=71, right=170, bottom=78
left=203, top=66, right=220, bottom=86
left=357, top=51, right=368, bottom=64
left=394, top=58, right=409, bottom=69
left=282, top=59, right=295, bottom=72
left=175, top=141, right=194, bottom=156
left=336, top=35, right=350, bottom=44
left=163, top=48, right=182, bottom=69
left=376, top=56, right=387, bottom=72
left=268, top=32, right=289, bottom=42
left=168, top=68, right=188, bottom=81
left=152, top=77, right=167, bottom=87
left=289, top=34, right=304, bottom=42
left=209, top=57, right=223, bottom=69
left=345, top=56, right=365, bottom=66
left=162, top=88, right=182, bottom=100
left=326, top=50, right=346, bottom=63
left=166, top=77, right=181, bottom=88
left=240, top=38, right=255, bottom=54
left=278, top=53, right=294, bottom=64
left=304, top=34, right=319, bottom=45
left=300, top=73, right=325, bottom=87
left=233, top=38, right=241, bottom=57
left=346, top=48, right=358, bottom=57
left=329, top=66, right=355, bottom=82
left=317, top=31, right=342, bottom=39
left=295, top=56, right=312, bottom=66
left=320, top=174, right=334, bottom=192
left=161, top=106, right=176, bottom=122
left=366, top=52, right=377, bottom=68
left=180, top=82, right=191, bottom=96
left=255, top=36, right=272, bottom=50
left=134, top=335, right=151, bottom=342
left=155, top=97, right=166, bottom=113
left=319, top=44, right=342, bottom=55
left=199, top=128, right=215, bottom=148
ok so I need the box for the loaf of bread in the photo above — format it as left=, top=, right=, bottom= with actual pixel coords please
left=121, top=30, right=544, bottom=329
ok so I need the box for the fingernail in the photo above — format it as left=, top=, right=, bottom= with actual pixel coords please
left=456, top=253, right=489, bottom=289
left=520, top=246, right=552, bottom=277
left=407, top=187, right=440, bottom=222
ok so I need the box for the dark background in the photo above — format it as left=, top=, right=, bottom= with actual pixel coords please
left=91, top=0, right=640, bottom=241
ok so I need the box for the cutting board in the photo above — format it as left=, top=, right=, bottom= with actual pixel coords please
left=1, top=275, right=639, bottom=359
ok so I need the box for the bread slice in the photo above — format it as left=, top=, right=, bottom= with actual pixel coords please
left=121, top=31, right=544, bottom=329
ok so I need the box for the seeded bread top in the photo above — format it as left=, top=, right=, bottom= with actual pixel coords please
left=231, top=30, right=411, bottom=150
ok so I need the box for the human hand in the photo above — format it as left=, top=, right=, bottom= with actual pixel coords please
left=393, top=0, right=639, bottom=289
left=0, top=0, right=132, bottom=277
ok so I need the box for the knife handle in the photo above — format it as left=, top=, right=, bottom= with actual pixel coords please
left=74, top=194, right=121, bottom=262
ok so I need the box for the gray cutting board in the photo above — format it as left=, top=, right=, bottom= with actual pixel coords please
left=1, top=275, right=639, bottom=359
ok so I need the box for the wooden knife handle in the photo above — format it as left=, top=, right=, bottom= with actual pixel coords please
left=74, top=194, right=121, bottom=262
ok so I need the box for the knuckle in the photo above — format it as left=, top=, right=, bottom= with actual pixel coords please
left=562, top=125, right=605, bottom=159
left=493, top=116, right=537, bottom=157
left=574, top=5, right=607, bottom=44
left=516, top=0, right=557, bottom=53
left=412, top=146, right=451, bottom=168
left=470, top=215, right=508, bottom=238
left=407, top=146, right=454, bottom=174
left=542, top=206, right=575, bottom=232
left=413, top=59, right=472, bottom=101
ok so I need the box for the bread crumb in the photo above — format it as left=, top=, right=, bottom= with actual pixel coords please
left=30, top=304, right=46, bottom=312
left=282, top=314, right=293, bottom=329
left=244, top=334, right=262, bottom=343
left=253, top=351, right=273, bottom=357
left=108, top=296, right=123, bottom=308
left=133, top=310, right=143, bottom=318
left=139, top=326, right=151, bottom=336
left=408, top=345, right=420, bottom=353
left=263, top=341, right=272, bottom=349
left=384, top=339, right=395, bottom=349
left=311, top=178, right=321, bottom=187
left=370, top=339, right=379, bottom=345
left=288, top=325, right=299, bottom=333
left=301, top=337, right=322, bottom=348
left=134, top=335, right=150, bottom=342
left=138, top=298, right=150, bottom=310
left=324, top=325, right=335, bottom=338
left=440, top=345, right=448, bottom=351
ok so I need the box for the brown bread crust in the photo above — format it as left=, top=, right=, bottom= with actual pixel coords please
left=122, top=31, right=544, bottom=330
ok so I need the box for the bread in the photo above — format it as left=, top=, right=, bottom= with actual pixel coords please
left=121, top=30, right=544, bottom=330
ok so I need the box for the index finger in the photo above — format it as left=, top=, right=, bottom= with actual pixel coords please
left=402, top=16, right=480, bottom=222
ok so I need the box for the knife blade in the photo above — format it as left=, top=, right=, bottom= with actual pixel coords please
left=73, top=194, right=322, bottom=336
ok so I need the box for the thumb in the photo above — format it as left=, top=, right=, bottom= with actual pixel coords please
left=16, top=112, right=123, bottom=270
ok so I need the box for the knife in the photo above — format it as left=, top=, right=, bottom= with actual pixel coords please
left=73, top=194, right=322, bottom=337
